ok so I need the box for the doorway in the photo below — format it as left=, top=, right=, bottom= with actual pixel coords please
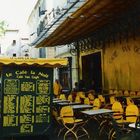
left=59, top=57, right=72, bottom=91
left=82, top=52, right=102, bottom=93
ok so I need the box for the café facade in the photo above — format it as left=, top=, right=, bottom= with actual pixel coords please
left=31, top=0, right=140, bottom=92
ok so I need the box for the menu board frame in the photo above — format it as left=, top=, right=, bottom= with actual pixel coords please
left=0, top=65, right=53, bottom=137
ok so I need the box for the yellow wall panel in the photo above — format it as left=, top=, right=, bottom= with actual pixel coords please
left=104, top=37, right=140, bottom=90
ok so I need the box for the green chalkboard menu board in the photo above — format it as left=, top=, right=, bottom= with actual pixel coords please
left=0, top=66, right=53, bottom=137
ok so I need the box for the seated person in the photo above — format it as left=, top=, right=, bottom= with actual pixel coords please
left=53, top=79, right=62, bottom=98
left=87, top=90, right=95, bottom=104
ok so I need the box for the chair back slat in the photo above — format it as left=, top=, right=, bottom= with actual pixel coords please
left=93, top=98, right=101, bottom=110
left=59, top=94, right=66, bottom=100
left=125, top=104, right=139, bottom=123
left=77, top=91, right=85, bottom=98
left=68, top=94, right=73, bottom=102
left=112, top=101, right=123, bottom=120
left=84, top=97, right=90, bottom=105
left=60, top=106, right=74, bottom=123
left=75, top=95, right=81, bottom=103
left=130, top=91, right=136, bottom=96
left=124, top=90, right=129, bottom=96
left=110, top=96, right=116, bottom=105
left=126, top=97, right=134, bottom=106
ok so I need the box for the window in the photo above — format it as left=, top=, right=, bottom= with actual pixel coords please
left=39, top=48, right=46, bottom=58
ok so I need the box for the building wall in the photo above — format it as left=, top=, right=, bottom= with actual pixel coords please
left=0, top=30, right=19, bottom=55
left=104, top=37, right=140, bottom=91
left=28, top=0, right=40, bottom=43
left=46, top=47, right=55, bottom=58
left=55, top=45, right=69, bottom=56
left=51, top=0, right=67, bottom=8
left=28, top=0, right=67, bottom=44
left=28, top=0, right=60, bottom=58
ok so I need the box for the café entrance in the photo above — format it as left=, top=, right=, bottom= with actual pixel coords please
left=82, top=51, right=102, bottom=93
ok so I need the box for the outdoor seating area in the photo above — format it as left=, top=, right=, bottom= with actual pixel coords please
left=52, top=89, right=140, bottom=140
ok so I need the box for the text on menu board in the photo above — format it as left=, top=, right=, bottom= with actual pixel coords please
left=1, top=66, right=53, bottom=136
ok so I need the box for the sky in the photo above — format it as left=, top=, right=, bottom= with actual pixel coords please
left=0, top=0, right=38, bottom=53
left=0, top=0, right=38, bottom=30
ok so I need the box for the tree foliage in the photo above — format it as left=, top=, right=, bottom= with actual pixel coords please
left=0, top=21, right=7, bottom=37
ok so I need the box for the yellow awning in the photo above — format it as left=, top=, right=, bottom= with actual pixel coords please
left=0, top=57, right=68, bottom=68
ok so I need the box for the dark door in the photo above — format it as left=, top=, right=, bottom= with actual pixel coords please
left=82, top=52, right=102, bottom=93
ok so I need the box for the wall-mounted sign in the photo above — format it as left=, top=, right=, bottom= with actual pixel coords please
left=0, top=66, right=53, bottom=137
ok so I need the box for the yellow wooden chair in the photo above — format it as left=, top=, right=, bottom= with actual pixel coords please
left=114, top=90, right=118, bottom=95
left=110, top=96, right=116, bottom=105
left=109, top=89, right=114, bottom=94
left=77, top=91, right=85, bottom=99
left=75, top=95, right=81, bottom=103
left=111, top=101, right=124, bottom=122
left=109, top=103, right=139, bottom=140
left=129, top=91, right=136, bottom=96
left=126, top=97, right=134, bottom=106
left=137, top=91, right=140, bottom=96
left=59, top=94, right=66, bottom=100
left=103, top=96, right=116, bottom=109
left=84, top=97, right=90, bottom=105
left=125, top=104, right=139, bottom=123
left=93, top=98, right=101, bottom=110
left=52, top=107, right=65, bottom=137
left=108, top=101, right=124, bottom=140
left=112, top=101, right=138, bottom=123
left=93, top=98, right=106, bottom=134
left=68, top=94, right=73, bottom=102
left=60, top=106, right=89, bottom=140
left=99, top=99, right=122, bottom=137
left=124, top=90, right=129, bottom=96
left=118, top=90, right=123, bottom=95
